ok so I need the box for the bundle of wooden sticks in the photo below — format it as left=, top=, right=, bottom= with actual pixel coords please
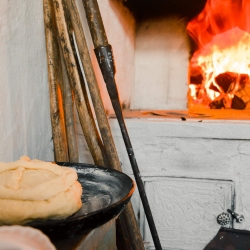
left=42, top=0, right=145, bottom=249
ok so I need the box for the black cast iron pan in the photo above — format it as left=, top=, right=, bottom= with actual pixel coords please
left=25, top=162, right=135, bottom=240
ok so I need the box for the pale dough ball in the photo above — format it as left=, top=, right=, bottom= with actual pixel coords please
left=0, top=156, right=82, bottom=225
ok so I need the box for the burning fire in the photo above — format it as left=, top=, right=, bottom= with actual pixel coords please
left=187, top=0, right=250, bottom=110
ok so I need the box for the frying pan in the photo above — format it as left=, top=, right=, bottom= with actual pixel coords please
left=25, top=162, right=135, bottom=240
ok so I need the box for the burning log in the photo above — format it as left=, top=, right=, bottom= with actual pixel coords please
left=235, top=85, right=250, bottom=103
left=189, top=67, right=203, bottom=85
left=232, top=95, right=246, bottom=110
left=209, top=83, right=220, bottom=93
left=209, top=95, right=246, bottom=110
left=235, top=75, right=250, bottom=108
left=239, top=74, right=249, bottom=88
left=190, top=74, right=203, bottom=85
left=209, top=99, right=225, bottom=109
left=209, top=72, right=249, bottom=109
left=215, top=72, right=237, bottom=93
left=231, top=73, right=249, bottom=109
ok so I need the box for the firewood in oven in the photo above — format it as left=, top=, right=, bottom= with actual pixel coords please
left=189, top=67, right=203, bottom=85
left=209, top=83, right=220, bottom=92
left=231, top=95, right=246, bottom=110
left=239, top=74, right=249, bottom=88
left=215, top=72, right=238, bottom=93
left=190, top=74, right=203, bottom=85
left=209, top=99, right=225, bottom=109
left=223, top=95, right=233, bottom=109
left=235, top=84, right=250, bottom=104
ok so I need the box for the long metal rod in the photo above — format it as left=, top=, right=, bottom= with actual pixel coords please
left=64, top=1, right=145, bottom=249
left=82, top=0, right=162, bottom=249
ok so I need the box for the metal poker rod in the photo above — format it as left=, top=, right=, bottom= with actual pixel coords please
left=82, top=0, right=162, bottom=249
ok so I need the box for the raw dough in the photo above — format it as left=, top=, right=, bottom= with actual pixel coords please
left=0, top=156, right=82, bottom=225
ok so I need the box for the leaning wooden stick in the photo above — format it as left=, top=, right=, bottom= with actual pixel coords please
left=43, top=0, right=69, bottom=162
left=52, top=0, right=106, bottom=166
left=60, top=46, right=79, bottom=163
left=82, top=0, right=162, bottom=249
left=64, top=0, right=120, bottom=170
left=64, top=1, right=145, bottom=249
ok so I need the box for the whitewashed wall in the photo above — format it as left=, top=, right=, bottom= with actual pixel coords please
left=131, top=16, right=189, bottom=110
left=0, top=0, right=53, bottom=162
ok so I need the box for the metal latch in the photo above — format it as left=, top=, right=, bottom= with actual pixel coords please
left=217, top=209, right=245, bottom=226
left=227, top=209, right=245, bottom=223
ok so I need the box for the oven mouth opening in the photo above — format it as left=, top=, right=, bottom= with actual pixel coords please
left=101, top=0, right=250, bottom=120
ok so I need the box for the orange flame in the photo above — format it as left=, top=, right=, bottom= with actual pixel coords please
left=187, top=0, right=250, bottom=109
left=187, top=0, right=250, bottom=48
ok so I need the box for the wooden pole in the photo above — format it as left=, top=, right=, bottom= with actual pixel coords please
left=58, top=4, right=79, bottom=163
left=60, top=44, right=79, bottom=163
left=43, top=0, right=69, bottom=162
left=64, top=0, right=120, bottom=170
left=52, top=0, right=106, bottom=166
left=63, top=0, right=108, bottom=164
